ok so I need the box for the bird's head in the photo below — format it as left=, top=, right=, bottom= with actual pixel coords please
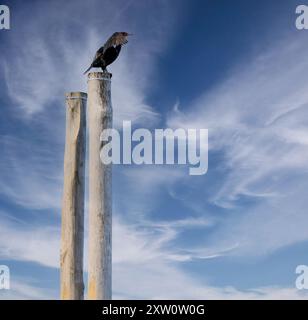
left=112, top=32, right=133, bottom=45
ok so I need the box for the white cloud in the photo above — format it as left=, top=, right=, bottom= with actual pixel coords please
left=0, top=214, right=59, bottom=268
left=166, top=33, right=308, bottom=255
left=0, top=136, right=62, bottom=210
left=1, top=210, right=307, bottom=299
left=113, top=217, right=308, bottom=299
left=0, top=278, right=57, bottom=300
left=114, top=262, right=308, bottom=299
left=167, top=36, right=308, bottom=205
left=113, top=214, right=214, bottom=264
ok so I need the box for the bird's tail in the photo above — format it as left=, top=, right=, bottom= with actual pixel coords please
left=83, top=65, right=92, bottom=75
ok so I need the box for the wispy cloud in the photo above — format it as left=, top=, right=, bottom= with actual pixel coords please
left=0, top=208, right=306, bottom=299
left=0, top=135, right=62, bottom=210
left=0, top=279, right=57, bottom=300
left=113, top=216, right=308, bottom=299
left=166, top=33, right=308, bottom=255
left=0, top=213, right=59, bottom=268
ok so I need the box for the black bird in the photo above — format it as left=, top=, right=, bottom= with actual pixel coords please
left=83, top=32, right=131, bottom=74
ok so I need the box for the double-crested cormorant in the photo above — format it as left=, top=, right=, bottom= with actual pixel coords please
left=83, top=32, right=131, bottom=74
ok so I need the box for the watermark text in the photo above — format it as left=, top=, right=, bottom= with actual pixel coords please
left=295, top=265, right=308, bottom=290
left=0, top=5, right=10, bottom=30
left=0, top=265, right=10, bottom=290
left=296, top=5, right=308, bottom=29
left=100, top=121, right=209, bottom=176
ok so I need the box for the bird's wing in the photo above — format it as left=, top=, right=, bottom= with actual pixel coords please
left=103, top=46, right=121, bottom=65
left=102, top=33, right=128, bottom=52
left=93, top=45, right=105, bottom=61
left=91, top=38, right=116, bottom=64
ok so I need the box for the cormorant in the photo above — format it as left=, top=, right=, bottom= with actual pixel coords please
left=83, top=32, right=131, bottom=74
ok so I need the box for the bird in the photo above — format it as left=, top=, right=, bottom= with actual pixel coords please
left=83, top=32, right=131, bottom=75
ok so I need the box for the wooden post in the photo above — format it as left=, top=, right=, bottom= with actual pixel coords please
left=87, top=72, right=112, bottom=300
left=60, top=92, right=87, bottom=300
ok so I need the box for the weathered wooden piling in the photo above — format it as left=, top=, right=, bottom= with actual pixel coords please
left=60, top=92, right=87, bottom=300
left=87, top=72, right=112, bottom=300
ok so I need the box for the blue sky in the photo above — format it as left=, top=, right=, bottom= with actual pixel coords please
left=1, top=0, right=308, bottom=299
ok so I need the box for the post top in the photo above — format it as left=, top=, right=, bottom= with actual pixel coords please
left=65, top=92, right=87, bottom=100
left=88, top=72, right=112, bottom=82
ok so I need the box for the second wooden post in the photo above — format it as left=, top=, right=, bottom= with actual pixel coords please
left=60, top=92, right=87, bottom=300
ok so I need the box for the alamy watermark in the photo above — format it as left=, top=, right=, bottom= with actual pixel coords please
left=295, top=5, right=308, bottom=29
left=295, top=265, right=308, bottom=290
left=0, top=5, right=10, bottom=30
left=100, top=121, right=208, bottom=176
left=0, top=265, right=10, bottom=290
